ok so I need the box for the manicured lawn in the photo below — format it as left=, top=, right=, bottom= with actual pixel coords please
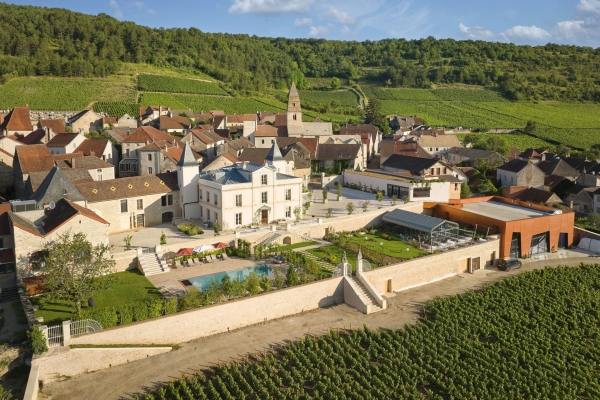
left=307, top=245, right=359, bottom=271
left=278, top=241, right=318, bottom=251
left=345, top=232, right=428, bottom=260
left=30, top=270, right=161, bottom=325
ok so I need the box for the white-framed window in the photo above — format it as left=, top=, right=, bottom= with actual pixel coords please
left=72, top=142, right=76, bottom=149
left=97, top=169, right=102, bottom=181
left=199, top=190, right=203, bottom=200
left=235, top=194, right=242, bottom=207
left=120, top=199, right=128, bottom=213
left=148, top=167, right=153, bottom=174
left=214, top=212, right=218, bottom=223
left=137, top=199, right=143, bottom=210
left=207, top=192, right=210, bottom=202
left=214, top=195, right=218, bottom=205
left=206, top=208, right=210, bottom=221
left=261, top=192, right=267, bottom=203
left=261, top=174, right=267, bottom=185
left=286, top=207, right=291, bottom=218
left=161, top=194, right=173, bottom=206
left=285, top=189, right=291, bottom=201
left=235, top=213, right=242, bottom=225
left=147, top=154, right=152, bottom=161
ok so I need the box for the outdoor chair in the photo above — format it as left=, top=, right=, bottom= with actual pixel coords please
left=206, top=255, right=215, bottom=263
left=221, top=253, right=230, bottom=260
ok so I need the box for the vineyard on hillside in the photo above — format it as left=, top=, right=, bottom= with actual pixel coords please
left=93, top=102, right=141, bottom=118
left=0, top=77, right=136, bottom=110
left=298, top=90, right=359, bottom=107
left=138, top=74, right=228, bottom=96
left=139, top=93, right=286, bottom=114
left=141, top=265, right=600, bottom=399
left=456, top=133, right=553, bottom=150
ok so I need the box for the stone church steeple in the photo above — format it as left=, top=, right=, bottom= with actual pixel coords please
left=287, top=82, right=303, bottom=127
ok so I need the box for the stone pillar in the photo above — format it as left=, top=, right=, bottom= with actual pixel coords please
left=235, top=231, right=241, bottom=239
left=155, top=244, right=162, bottom=254
left=317, top=218, right=323, bottom=225
left=356, top=247, right=363, bottom=275
left=62, top=320, right=71, bottom=347
left=271, top=225, right=277, bottom=232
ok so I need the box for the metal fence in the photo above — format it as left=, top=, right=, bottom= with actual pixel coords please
left=70, top=319, right=103, bottom=336
left=47, top=324, right=63, bottom=347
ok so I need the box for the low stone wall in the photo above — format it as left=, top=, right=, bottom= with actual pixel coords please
left=364, top=239, right=500, bottom=294
left=71, top=277, right=344, bottom=346
left=112, top=250, right=138, bottom=272
left=288, top=202, right=424, bottom=239
left=23, top=361, right=40, bottom=400
left=37, top=347, right=172, bottom=384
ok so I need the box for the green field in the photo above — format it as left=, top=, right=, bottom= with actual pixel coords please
left=93, top=101, right=142, bottom=118
left=456, top=133, right=554, bottom=150
left=344, top=232, right=427, bottom=260
left=138, top=74, right=228, bottom=95
left=0, top=77, right=136, bottom=110
left=139, top=92, right=285, bottom=113
left=30, top=270, right=161, bottom=325
left=298, top=90, right=359, bottom=107
left=143, top=265, right=600, bottom=399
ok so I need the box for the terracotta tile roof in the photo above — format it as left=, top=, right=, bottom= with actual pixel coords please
left=188, top=129, right=215, bottom=145
left=8, top=212, right=42, bottom=237
left=46, top=133, right=80, bottom=147
left=213, top=129, right=230, bottom=140
left=255, top=125, right=288, bottom=138
left=222, top=153, right=238, bottom=163
left=159, top=115, right=189, bottom=130
left=238, top=148, right=271, bottom=164
left=162, top=146, right=201, bottom=164
left=227, top=114, right=257, bottom=124
left=17, top=128, right=46, bottom=145
left=315, top=144, right=361, bottom=161
left=74, top=139, right=109, bottom=157
left=340, top=124, right=380, bottom=141
left=203, top=130, right=225, bottom=143
left=102, top=117, right=118, bottom=125
left=53, top=155, right=113, bottom=170
left=38, top=119, right=67, bottom=133
left=212, top=116, right=226, bottom=129
left=15, top=145, right=54, bottom=174
left=299, top=138, right=318, bottom=153
left=506, top=187, right=559, bottom=204
left=0, top=147, right=13, bottom=161
left=122, top=126, right=176, bottom=144
left=0, top=106, right=32, bottom=132
left=211, top=110, right=225, bottom=116
left=42, top=198, right=108, bottom=234
left=105, top=129, right=127, bottom=143
left=28, top=169, right=93, bottom=192
left=75, top=172, right=179, bottom=202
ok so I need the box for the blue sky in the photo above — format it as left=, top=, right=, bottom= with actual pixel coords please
left=10, top=0, right=600, bottom=47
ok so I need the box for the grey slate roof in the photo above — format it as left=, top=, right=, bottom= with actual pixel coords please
left=382, top=208, right=452, bottom=233
left=381, top=154, right=438, bottom=172
left=266, top=140, right=284, bottom=162
left=177, top=142, right=197, bottom=167
left=29, top=166, right=87, bottom=206
left=498, top=159, right=530, bottom=173
left=198, top=168, right=249, bottom=184
left=276, top=173, right=298, bottom=180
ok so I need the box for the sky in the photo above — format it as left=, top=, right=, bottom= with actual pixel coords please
left=9, top=0, right=600, bottom=47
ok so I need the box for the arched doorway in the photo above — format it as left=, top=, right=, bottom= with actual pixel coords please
left=162, top=212, right=173, bottom=223
left=283, top=236, right=292, bottom=245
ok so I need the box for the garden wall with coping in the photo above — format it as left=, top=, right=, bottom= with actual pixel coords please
left=71, top=277, right=344, bottom=346
left=36, top=347, right=172, bottom=385
left=287, top=202, right=424, bottom=239
left=363, top=238, right=500, bottom=294
left=573, top=227, right=600, bottom=246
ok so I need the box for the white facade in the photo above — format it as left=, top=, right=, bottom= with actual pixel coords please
left=47, top=133, right=86, bottom=155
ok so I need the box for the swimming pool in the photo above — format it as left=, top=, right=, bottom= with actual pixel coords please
left=186, top=264, right=272, bottom=291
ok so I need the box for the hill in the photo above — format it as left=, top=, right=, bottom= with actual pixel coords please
left=1, top=3, right=600, bottom=102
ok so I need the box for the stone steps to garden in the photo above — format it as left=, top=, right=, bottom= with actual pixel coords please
left=138, top=253, right=169, bottom=276
left=299, top=251, right=337, bottom=272
left=350, top=276, right=384, bottom=312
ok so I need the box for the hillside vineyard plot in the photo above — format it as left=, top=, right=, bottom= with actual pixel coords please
left=0, top=77, right=136, bottom=110
left=297, top=90, right=360, bottom=107
left=138, top=74, right=228, bottom=96
left=93, top=102, right=141, bottom=118
left=142, top=265, right=600, bottom=399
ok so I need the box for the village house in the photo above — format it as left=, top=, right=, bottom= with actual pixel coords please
left=0, top=106, right=33, bottom=137
left=159, top=115, right=191, bottom=133
left=339, top=124, right=382, bottom=161
left=389, top=115, right=423, bottom=131
left=139, top=106, right=169, bottom=126
left=37, top=119, right=67, bottom=139
left=138, top=140, right=202, bottom=175
left=446, top=147, right=506, bottom=166
left=25, top=166, right=88, bottom=209
left=101, top=117, right=118, bottom=129
left=565, top=185, right=598, bottom=213
left=117, top=113, right=138, bottom=129
left=9, top=198, right=109, bottom=281
left=381, top=154, right=467, bottom=182
left=74, top=139, right=118, bottom=166
left=45, top=132, right=86, bottom=155
left=314, top=143, right=366, bottom=173
left=405, top=131, right=459, bottom=158
left=119, top=126, right=180, bottom=177
left=497, top=159, right=545, bottom=189
left=68, top=109, right=102, bottom=133
left=502, top=186, right=562, bottom=207
left=536, top=158, right=580, bottom=181
left=75, top=172, right=180, bottom=234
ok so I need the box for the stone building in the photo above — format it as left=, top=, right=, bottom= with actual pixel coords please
left=497, top=159, right=545, bottom=189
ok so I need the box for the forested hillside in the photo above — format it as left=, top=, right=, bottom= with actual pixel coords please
left=1, top=3, right=600, bottom=101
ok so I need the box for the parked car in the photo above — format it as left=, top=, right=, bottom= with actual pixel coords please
left=497, top=258, right=522, bottom=271
left=273, top=255, right=285, bottom=264
left=544, top=209, right=562, bottom=215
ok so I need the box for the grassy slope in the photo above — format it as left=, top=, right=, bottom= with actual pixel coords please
left=30, top=270, right=161, bottom=325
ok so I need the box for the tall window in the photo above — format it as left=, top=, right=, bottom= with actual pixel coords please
left=214, top=212, right=218, bottom=223
left=148, top=167, right=153, bottom=174
left=125, top=149, right=130, bottom=157
left=120, top=199, right=128, bottom=213
left=261, top=192, right=268, bottom=203
left=235, top=213, right=242, bottom=225
left=207, top=192, right=210, bottom=202
left=235, top=194, right=242, bottom=207
left=97, top=169, right=102, bottom=181
left=199, top=190, right=203, bottom=200
left=206, top=208, right=210, bottom=221
left=286, top=207, right=291, bottom=218
left=285, top=189, right=291, bottom=201
left=137, top=199, right=143, bottom=210
left=161, top=194, right=173, bottom=206
left=214, top=195, right=218, bottom=205
left=261, top=174, right=268, bottom=185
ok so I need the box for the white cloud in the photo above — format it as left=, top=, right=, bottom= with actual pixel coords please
left=294, top=17, right=313, bottom=27
left=576, top=0, right=600, bottom=13
left=501, top=25, right=552, bottom=41
left=229, top=0, right=314, bottom=15
left=147, top=8, right=156, bottom=15
left=341, top=25, right=351, bottom=36
left=357, top=1, right=430, bottom=38
left=308, top=25, right=330, bottom=37
left=109, top=0, right=123, bottom=18
left=458, top=23, right=496, bottom=40
left=320, top=6, right=356, bottom=25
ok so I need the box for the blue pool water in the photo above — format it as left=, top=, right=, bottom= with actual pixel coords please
left=187, top=264, right=272, bottom=291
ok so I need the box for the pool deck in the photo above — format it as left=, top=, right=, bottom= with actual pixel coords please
left=146, top=258, right=284, bottom=291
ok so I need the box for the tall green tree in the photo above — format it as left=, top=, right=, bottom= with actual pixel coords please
left=331, top=77, right=341, bottom=90
left=365, top=98, right=390, bottom=134
left=41, top=231, right=116, bottom=314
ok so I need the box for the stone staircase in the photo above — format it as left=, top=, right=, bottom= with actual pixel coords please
left=349, top=276, right=384, bottom=313
left=138, top=252, right=169, bottom=276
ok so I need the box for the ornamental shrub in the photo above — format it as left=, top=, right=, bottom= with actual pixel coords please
left=164, top=298, right=178, bottom=315
left=132, top=302, right=148, bottom=322
left=27, top=326, right=48, bottom=355
left=119, top=305, right=134, bottom=325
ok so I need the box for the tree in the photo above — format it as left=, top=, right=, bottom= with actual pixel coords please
left=587, top=212, right=600, bottom=227
left=365, top=98, right=390, bottom=134
left=461, top=183, right=473, bottom=199
left=326, top=207, right=333, bottom=218
left=286, top=265, right=298, bottom=287
left=293, top=206, right=301, bottom=221
left=376, top=192, right=384, bottom=203
left=524, top=120, right=538, bottom=134
left=359, top=200, right=371, bottom=212
left=331, top=77, right=341, bottom=90
left=473, top=136, right=509, bottom=156
left=41, top=231, right=116, bottom=314
left=322, top=189, right=328, bottom=201
left=555, top=144, right=570, bottom=157
left=474, top=157, right=504, bottom=177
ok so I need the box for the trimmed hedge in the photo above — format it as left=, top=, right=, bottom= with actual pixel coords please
left=79, top=297, right=179, bottom=328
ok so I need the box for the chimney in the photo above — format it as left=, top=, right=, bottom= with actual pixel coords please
left=126, top=129, right=130, bottom=136
left=71, top=158, right=75, bottom=168
left=540, top=153, right=546, bottom=161
left=242, top=161, right=247, bottom=170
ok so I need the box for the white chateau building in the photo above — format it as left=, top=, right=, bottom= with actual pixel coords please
left=177, top=140, right=302, bottom=229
